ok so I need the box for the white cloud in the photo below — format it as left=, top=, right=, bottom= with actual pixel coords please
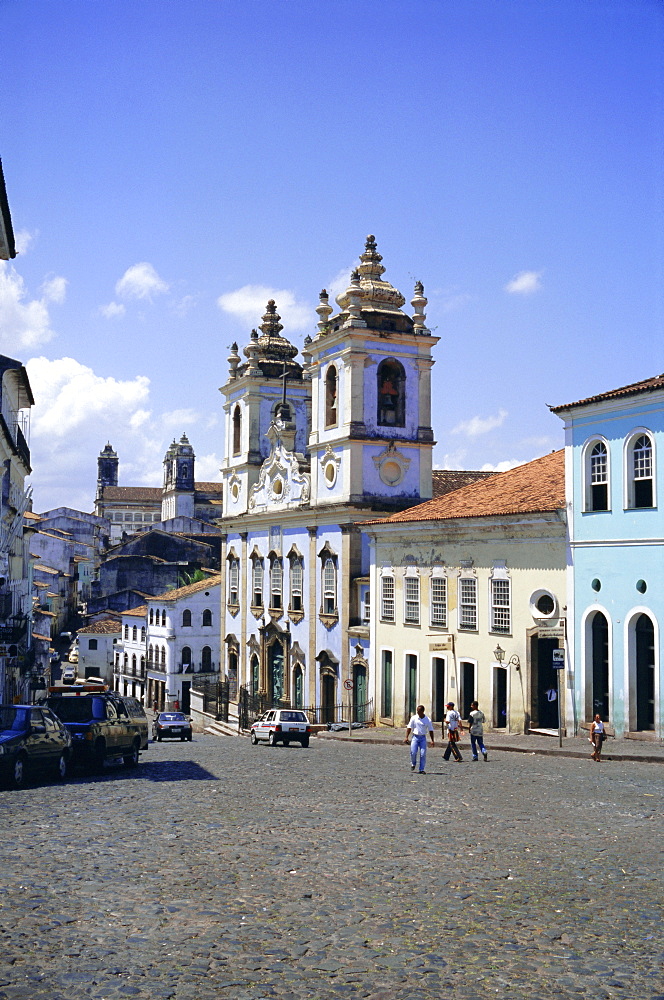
left=327, top=265, right=355, bottom=305
left=171, top=294, right=196, bottom=318
left=0, top=264, right=61, bottom=351
left=505, top=270, right=543, bottom=295
left=434, top=449, right=468, bottom=471
left=24, top=356, right=223, bottom=512
left=99, top=301, right=126, bottom=319
left=14, top=229, right=35, bottom=255
left=441, top=291, right=471, bottom=313
left=217, top=285, right=311, bottom=331
left=451, top=408, right=508, bottom=438
left=480, top=458, right=527, bottom=473
left=115, top=262, right=169, bottom=301
left=41, top=275, right=68, bottom=304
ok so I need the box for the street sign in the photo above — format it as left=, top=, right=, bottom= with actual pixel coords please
left=552, top=649, right=565, bottom=669
left=343, top=678, right=354, bottom=690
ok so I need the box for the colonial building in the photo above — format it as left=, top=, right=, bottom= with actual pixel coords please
left=218, top=236, right=443, bottom=720
left=0, top=354, right=35, bottom=702
left=114, top=606, right=147, bottom=701
left=77, top=617, right=122, bottom=685
left=552, top=374, right=663, bottom=739
left=365, top=451, right=567, bottom=732
left=144, top=576, right=221, bottom=712
left=94, top=436, right=223, bottom=542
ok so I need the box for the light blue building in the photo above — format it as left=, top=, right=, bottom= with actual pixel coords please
left=217, top=237, right=438, bottom=720
left=552, top=374, right=663, bottom=738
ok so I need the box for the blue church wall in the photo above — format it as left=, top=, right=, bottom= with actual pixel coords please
left=362, top=444, right=421, bottom=498
left=363, top=352, right=421, bottom=440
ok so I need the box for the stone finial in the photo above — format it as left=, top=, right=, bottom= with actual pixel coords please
left=227, top=342, right=240, bottom=379
left=411, top=280, right=427, bottom=331
left=358, top=234, right=385, bottom=279
left=316, top=288, right=333, bottom=335
left=346, top=268, right=363, bottom=322
left=259, top=299, right=284, bottom=339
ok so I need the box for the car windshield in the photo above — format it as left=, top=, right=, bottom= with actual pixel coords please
left=160, top=713, right=186, bottom=722
left=0, top=707, right=30, bottom=732
left=280, top=711, right=307, bottom=722
left=47, top=696, right=107, bottom=722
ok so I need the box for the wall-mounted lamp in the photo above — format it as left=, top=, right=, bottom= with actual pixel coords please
left=509, top=653, right=521, bottom=672
left=493, top=644, right=505, bottom=664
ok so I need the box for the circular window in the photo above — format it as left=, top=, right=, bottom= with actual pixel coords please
left=636, top=579, right=647, bottom=594
left=535, top=593, right=555, bottom=616
left=272, top=478, right=283, bottom=497
left=381, top=460, right=402, bottom=485
left=591, top=578, right=601, bottom=592
left=529, top=589, right=557, bottom=620
left=325, top=462, right=336, bottom=485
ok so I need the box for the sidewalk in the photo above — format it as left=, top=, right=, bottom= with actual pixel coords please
left=316, top=725, right=664, bottom=764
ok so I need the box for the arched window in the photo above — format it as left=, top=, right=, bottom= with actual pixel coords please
left=252, top=558, right=264, bottom=608
left=132, top=654, right=137, bottom=672
left=586, top=440, right=609, bottom=512
left=148, top=644, right=153, bottom=664
left=630, top=434, right=654, bottom=508
left=323, top=558, right=336, bottom=615
left=140, top=626, right=145, bottom=642
left=161, top=610, right=167, bottom=627
left=161, top=646, right=166, bottom=666
left=201, top=646, right=212, bottom=671
left=182, top=646, right=191, bottom=671
left=590, top=611, right=609, bottom=720
left=123, top=653, right=128, bottom=668
left=202, top=608, right=212, bottom=627
left=228, top=558, right=239, bottom=606
left=140, top=656, right=145, bottom=674
left=232, top=405, right=242, bottom=456
left=270, top=559, right=283, bottom=610
left=149, top=608, right=154, bottom=625
left=325, top=365, right=338, bottom=427
left=377, top=359, right=405, bottom=427
left=132, top=625, right=137, bottom=641
left=182, top=609, right=192, bottom=627
left=290, top=557, right=303, bottom=613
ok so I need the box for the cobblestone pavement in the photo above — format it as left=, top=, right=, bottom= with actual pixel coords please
left=0, top=735, right=662, bottom=1000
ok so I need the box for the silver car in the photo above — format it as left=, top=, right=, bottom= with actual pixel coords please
left=250, top=709, right=311, bottom=747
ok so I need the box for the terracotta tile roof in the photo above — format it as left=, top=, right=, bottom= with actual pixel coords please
left=194, top=482, right=223, bottom=493
left=33, top=564, right=60, bottom=575
left=432, top=469, right=495, bottom=498
left=149, top=574, right=222, bottom=603
left=101, top=486, right=162, bottom=501
left=32, top=632, right=52, bottom=642
left=24, top=511, right=42, bottom=521
left=551, top=373, right=664, bottom=412
left=367, top=450, right=565, bottom=524
left=122, top=605, right=148, bottom=617
left=78, top=618, right=123, bottom=635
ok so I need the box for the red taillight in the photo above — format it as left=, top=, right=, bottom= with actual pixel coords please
left=275, top=724, right=282, bottom=732
left=306, top=726, right=311, bottom=733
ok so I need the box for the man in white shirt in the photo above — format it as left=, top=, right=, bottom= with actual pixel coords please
left=468, top=700, right=488, bottom=761
left=403, top=705, right=435, bottom=773
left=443, top=701, right=463, bottom=762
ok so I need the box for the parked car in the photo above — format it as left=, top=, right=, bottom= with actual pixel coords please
left=61, top=665, right=77, bottom=683
left=45, top=684, right=149, bottom=770
left=152, top=712, right=193, bottom=742
left=250, top=709, right=311, bottom=747
left=0, top=705, right=72, bottom=789
left=67, top=649, right=79, bottom=665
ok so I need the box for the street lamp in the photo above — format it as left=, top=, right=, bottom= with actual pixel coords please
left=493, top=644, right=505, bottom=664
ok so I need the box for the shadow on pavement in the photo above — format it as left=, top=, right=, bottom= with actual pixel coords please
left=69, top=759, right=220, bottom=784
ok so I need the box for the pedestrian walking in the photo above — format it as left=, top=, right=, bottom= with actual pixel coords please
left=404, top=705, right=435, bottom=773
left=467, top=700, right=488, bottom=761
left=590, top=713, right=605, bottom=761
left=443, top=701, right=463, bottom=762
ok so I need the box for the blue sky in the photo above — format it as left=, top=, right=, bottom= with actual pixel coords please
left=1, top=0, right=662, bottom=512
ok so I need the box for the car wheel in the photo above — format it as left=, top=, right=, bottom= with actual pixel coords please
left=268, top=732, right=278, bottom=746
left=187, top=734, right=192, bottom=742
left=90, top=739, right=106, bottom=772
left=283, top=738, right=290, bottom=746
left=181, top=735, right=186, bottom=741
left=301, top=737, right=310, bottom=748
left=250, top=732, right=258, bottom=745
left=123, top=739, right=140, bottom=767
left=157, top=734, right=162, bottom=742
left=54, top=753, right=68, bottom=781
left=10, top=753, right=27, bottom=789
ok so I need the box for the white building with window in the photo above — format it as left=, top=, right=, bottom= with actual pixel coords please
left=217, top=238, right=445, bottom=723
left=143, top=576, right=221, bottom=712
left=551, top=374, right=664, bottom=738
left=78, top=617, right=121, bottom=686
left=114, top=606, right=147, bottom=701
left=366, top=451, right=567, bottom=732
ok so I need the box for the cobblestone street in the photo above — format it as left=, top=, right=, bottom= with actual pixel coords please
left=0, top=734, right=662, bottom=1000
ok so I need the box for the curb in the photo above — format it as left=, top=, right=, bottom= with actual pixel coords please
left=316, top=732, right=664, bottom=764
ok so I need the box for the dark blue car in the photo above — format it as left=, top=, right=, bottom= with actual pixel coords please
left=0, top=705, right=72, bottom=789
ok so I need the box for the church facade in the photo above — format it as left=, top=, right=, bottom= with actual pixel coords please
left=218, top=237, right=438, bottom=718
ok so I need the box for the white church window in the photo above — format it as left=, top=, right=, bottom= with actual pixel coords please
left=404, top=573, right=420, bottom=625
left=325, top=365, right=338, bottom=427
left=377, top=358, right=405, bottom=427
left=252, top=559, right=264, bottom=608
left=290, top=558, right=303, bottom=613
left=628, top=433, right=654, bottom=509
left=490, top=578, right=511, bottom=634
left=228, top=560, right=239, bottom=606
left=459, top=578, right=478, bottom=631
left=380, top=574, right=395, bottom=622
left=430, top=575, right=447, bottom=628
left=323, top=558, right=336, bottom=614
left=270, top=559, right=283, bottom=610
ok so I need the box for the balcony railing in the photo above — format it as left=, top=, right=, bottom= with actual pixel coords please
left=145, top=660, right=219, bottom=675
